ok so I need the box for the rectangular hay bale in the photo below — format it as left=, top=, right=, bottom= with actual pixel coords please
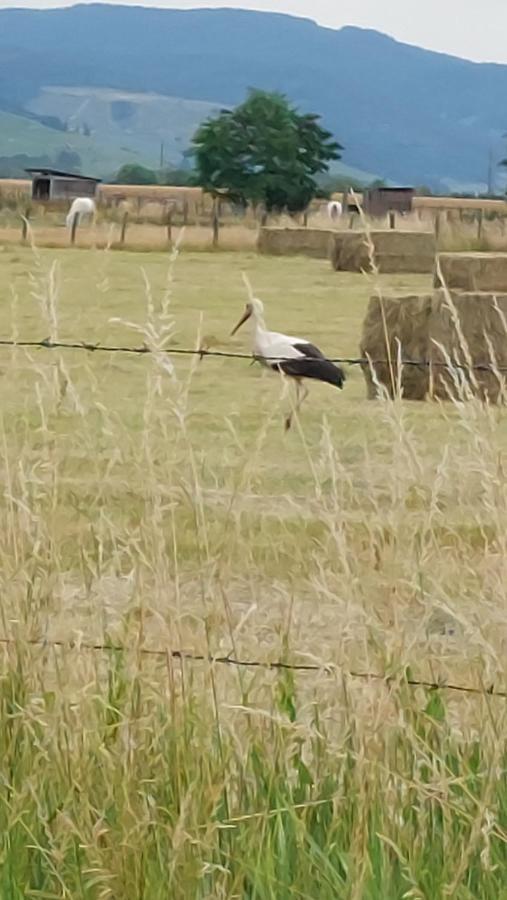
left=359, top=294, right=433, bottom=399
left=429, top=290, right=507, bottom=402
left=257, top=227, right=334, bottom=258
left=330, top=230, right=435, bottom=274
left=435, top=253, right=507, bottom=292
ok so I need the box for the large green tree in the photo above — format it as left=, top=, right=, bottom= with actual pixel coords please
left=192, top=90, right=342, bottom=213
left=114, top=164, right=159, bottom=185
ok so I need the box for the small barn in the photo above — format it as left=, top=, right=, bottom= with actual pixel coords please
left=26, top=168, right=101, bottom=202
left=364, top=187, right=415, bottom=218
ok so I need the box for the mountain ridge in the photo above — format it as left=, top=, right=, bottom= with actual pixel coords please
left=0, top=4, right=506, bottom=189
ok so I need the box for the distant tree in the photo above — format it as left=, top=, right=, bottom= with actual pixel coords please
left=55, top=148, right=82, bottom=172
left=114, top=163, right=159, bottom=184
left=192, top=89, right=342, bottom=213
left=111, top=100, right=135, bottom=123
left=37, top=114, right=67, bottom=132
left=0, top=153, right=52, bottom=179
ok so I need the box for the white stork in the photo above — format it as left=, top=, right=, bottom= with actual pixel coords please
left=231, top=297, right=345, bottom=430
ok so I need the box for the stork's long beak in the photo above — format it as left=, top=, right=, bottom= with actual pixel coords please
left=230, top=308, right=252, bottom=336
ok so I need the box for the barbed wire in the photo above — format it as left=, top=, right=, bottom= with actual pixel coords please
left=0, top=338, right=504, bottom=698
left=0, top=336, right=505, bottom=373
left=0, top=634, right=505, bottom=699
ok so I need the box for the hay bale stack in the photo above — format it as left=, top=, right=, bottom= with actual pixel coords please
left=257, top=227, right=334, bottom=258
left=429, top=291, right=507, bottom=402
left=359, top=294, right=434, bottom=399
left=359, top=289, right=507, bottom=402
left=330, top=230, right=435, bottom=274
left=435, top=253, right=507, bottom=292
left=330, top=232, right=370, bottom=271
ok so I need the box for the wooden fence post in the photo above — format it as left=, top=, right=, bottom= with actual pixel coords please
left=477, top=209, right=484, bottom=243
left=212, top=200, right=220, bottom=246
left=70, top=212, right=79, bottom=245
left=120, top=211, right=129, bottom=245
left=303, top=210, right=308, bottom=227
left=166, top=206, right=173, bottom=245
left=183, top=197, right=189, bottom=226
left=434, top=212, right=441, bottom=243
left=388, top=210, right=396, bottom=230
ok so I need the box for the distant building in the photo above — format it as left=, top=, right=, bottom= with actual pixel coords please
left=25, top=168, right=101, bottom=202
left=364, top=186, right=415, bottom=217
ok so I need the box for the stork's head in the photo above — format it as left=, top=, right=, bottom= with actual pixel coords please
left=231, top=297, right=264, bottom=335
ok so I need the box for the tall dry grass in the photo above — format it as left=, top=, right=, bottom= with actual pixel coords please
left=0, top=234, right=506, bottom=894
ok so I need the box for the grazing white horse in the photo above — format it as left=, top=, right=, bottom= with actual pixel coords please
left=66, top=197, right=97, bottom=228
left=327, top=200, right=343, bottom=221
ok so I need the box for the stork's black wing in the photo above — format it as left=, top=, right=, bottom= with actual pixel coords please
left=273, top=342, right=345, bottom=389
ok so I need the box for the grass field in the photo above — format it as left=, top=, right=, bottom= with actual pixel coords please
left=1, top=242, right=506, bottom=896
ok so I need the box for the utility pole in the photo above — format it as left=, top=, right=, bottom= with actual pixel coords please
left=487, top=147, right=494, bottom=195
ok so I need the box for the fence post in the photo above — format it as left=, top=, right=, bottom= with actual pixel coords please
left=120, top=211, right=129, bottom=245
left=166, top=206, right=173, bottom=245
left=183, top=197, right=189, bottom=226
left=212, top=199, right=220, bottom=247
left=434, top=212, right=441, bottom=243
left=70, top=212, right=79, bottom=245
left=477, top=209, right=484, bottom=243
left=303, top=210, right=308, bottom=227
left=388, top=210, right=396, bottom=229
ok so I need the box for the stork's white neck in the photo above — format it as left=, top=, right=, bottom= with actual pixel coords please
left=251, top=307, right=267, bottom=335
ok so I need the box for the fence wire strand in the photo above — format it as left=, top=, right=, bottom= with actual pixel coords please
left=0, top=635, right=505, bottom=699
left=0, top=336, right=505, bottom=373
left=1, top=334, right=504, bottom=700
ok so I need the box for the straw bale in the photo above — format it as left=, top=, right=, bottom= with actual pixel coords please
left=330, top=230, right=435, bottom=274
left=435, top=253, right=507, bottom=292
left=360, top=289, right=507, bottom=403
left=257, top=227, right=334, bottom=258
left=414, top=196, right=507, bottom=214
left=359, top=293, right=434, bottom=399
left=429, top=290, right=507, bottom=402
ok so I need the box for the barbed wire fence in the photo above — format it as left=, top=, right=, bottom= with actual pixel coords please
left=0, top=333, right=505, bottom=699
left=0, top=335, right=506, bottom=373
left=0, top=635, right=505, bottom=699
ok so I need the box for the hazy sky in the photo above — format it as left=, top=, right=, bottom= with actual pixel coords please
left=1, top=0, right=506, bottom=65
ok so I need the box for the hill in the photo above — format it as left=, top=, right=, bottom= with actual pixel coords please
left=0, top=4, right=506, bottom=188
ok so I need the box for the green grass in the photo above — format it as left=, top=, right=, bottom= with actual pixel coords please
left=26, top=85, right=222, bottom=173
left=0, top=244, right=506, bottom=896
left=0, top=107, right=155, bottom=177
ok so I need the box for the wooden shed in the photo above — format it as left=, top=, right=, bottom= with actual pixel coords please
left=26, top=168, right=101, bottom=202
left=363, top=187, right=415, bottom=218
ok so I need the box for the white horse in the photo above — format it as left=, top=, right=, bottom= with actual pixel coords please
left=66, top=197, right=97, bottom=228
left=327, top=200, right=343, bottom=221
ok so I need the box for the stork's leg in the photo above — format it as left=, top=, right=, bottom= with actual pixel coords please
left=284, top=380, right=309, bottom=431
left=284, top=380, right=299, bottom=431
